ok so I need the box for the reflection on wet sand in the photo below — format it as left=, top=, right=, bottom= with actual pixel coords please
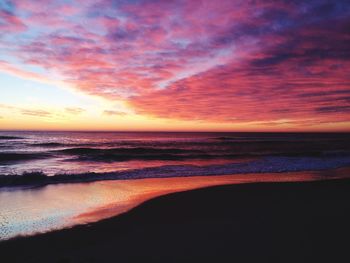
left=1, top=167, right=349, bottom=241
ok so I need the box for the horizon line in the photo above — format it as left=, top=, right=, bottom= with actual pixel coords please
left=0, top=129, right=349, bottom=133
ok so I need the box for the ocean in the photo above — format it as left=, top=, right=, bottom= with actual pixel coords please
left=1, top=131, right=350, bottom=240
left=1, top=131, right=350, bottom=182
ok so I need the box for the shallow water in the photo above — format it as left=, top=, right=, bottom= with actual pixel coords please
left=1, top=168, right=349, bottom=241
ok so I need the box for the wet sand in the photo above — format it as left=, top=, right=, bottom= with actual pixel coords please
left=1, top=175, right=350, bottom=262
left=1, top=168, right=348, bottom=240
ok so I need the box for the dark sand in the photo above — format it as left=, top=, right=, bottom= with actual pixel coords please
left=1, top=178, right=350, bottom=263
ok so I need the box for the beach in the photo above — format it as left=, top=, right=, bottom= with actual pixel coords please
left=1, top=176, right=350, bottom=263
left=1, top=131, right=350, bottom=262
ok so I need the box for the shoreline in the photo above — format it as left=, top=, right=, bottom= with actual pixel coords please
left=1, top=156, right=350, bottom=188
left=1, top=167, right=349, bottom=241
left=1, top=176, right=350, bottom=262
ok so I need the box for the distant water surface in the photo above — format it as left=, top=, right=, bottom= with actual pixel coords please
left=0, top=131, right=256, bottom=175
left=1, top=131, right=350, bottom=178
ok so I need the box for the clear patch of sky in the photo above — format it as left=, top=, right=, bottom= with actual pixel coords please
left=0, top=72, right=95, bottom=108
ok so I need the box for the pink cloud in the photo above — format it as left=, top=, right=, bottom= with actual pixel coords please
left=1, top=0, right=349, bottom=129
left=0, top=10, right=26, bottom=33
left=0, top=60, right=50, bottom=84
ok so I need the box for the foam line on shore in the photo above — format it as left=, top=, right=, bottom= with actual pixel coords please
left=1, top=156, right=350, bottom=188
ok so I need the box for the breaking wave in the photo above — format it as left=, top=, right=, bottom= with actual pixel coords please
left=1, top=156, right=350, bottom=187
left=51, top=142, right=350, bottom=162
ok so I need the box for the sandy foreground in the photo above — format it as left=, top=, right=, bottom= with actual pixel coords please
left=1, top=169, right=350, bottom=262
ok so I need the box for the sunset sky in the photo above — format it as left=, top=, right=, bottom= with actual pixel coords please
left=0, top=0, right=349, bottom=131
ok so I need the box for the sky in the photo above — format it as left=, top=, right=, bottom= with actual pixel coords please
left=0, top=0, right=349, bottom=132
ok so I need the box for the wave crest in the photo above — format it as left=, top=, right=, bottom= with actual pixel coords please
left=1, top=156, right=350, bottom=188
